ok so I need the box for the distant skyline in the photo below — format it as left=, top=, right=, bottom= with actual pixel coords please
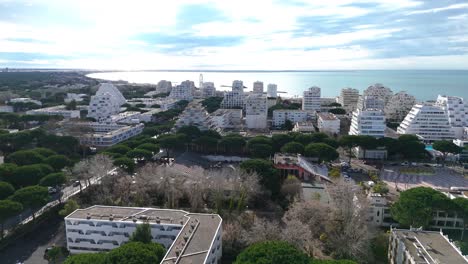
left=1, top=0, right=468, bottom=70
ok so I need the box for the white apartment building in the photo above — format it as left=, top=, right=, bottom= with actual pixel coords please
left=253, top=81, right=264, bottom=94
left=272, top=110, right=309, bottom=127
left=388, top=227, right=468, bottom=264
left=155, top=80, right=173, bottom=94
left=436, top=95, right=468, bottom=138
left=65, top=93, right=87, bottom=103
left=202, top=82, right=216, bottom=98
left=364, top=83, right=393, bottom=105
left=174, top=101, right=213, bottom=131
left=26, top=105, right=80, bottom=119
left=302, top=86, right=321, bottom=112
left=397, top=103, right=455, bottom=142
left=245, top=94, right=268, bottom=129
left=232, top=80, right=244, bottom=92
left=65, top=205, right=222, bottom=264
left=317, top=112, right=340, bottom=135
left=127, top=97, right=178, bottom=111
left=9, top=97, right=42, bottom=106
left=267, top=84, right=278, bottom=98
left=349, top=109, right=385, bottom=138
left=210, top=109, right=242, bottom=130
left=338, top=88, right=359, bottom=112
left=293, top=122, right=315, bottom=132
left=88, top=83, right=126, bottom=122
left=79, top=123, right=144, bottom=147
left=221, top=81, right=244, bottom=109
left=357, top=95, right=386, bottom=111
left=110, top=111, right=141, bottom=124
left=367, top=193, right=392, bottom=226
left=170, top=82, right=193, bottom=101
left=385, top=91, right=416, bottom=122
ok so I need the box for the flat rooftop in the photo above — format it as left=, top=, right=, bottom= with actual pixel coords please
left=393, top=229, right=468, bottom=264
left=317, top=112, right=338, bottom=120
left=67, top=205, right=222, bottom=264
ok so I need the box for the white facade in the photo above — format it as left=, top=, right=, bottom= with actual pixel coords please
left=272, top=110, right=309, bottom=127
left=210, top=109, right=242, bottom=129
left=79, top=123, right=144, bottom=147
left=293, top=122, right=315, bottom=132
left=202, top=82, right=216, bottom=98
left=302, top=86, right=321, bottom=112
left=349, top=109, right=385, bottom=138
left=170, top=82, right=193, bottom=101
left=253, top=81, right=264, bottom=94
left=363, top=83, right=393, bottom=105
left=232, top=80, right=244, bottom=92
left=338, top=88, right=359, bottom=112
left=65, top=93, right=86, bottom=103
left=435, top=95, right=468, bottom=127
left=65, top=205, right=222, bottom=264
left=245, top=94, right=267, bottom=129
left=267, top=84, right=278, bottom=98
left=26, top=105, right=80, bottom=119
left=110, top=111, right=141, bottom=124
left=221, top=81, right=244, bottom=109
left=385, top=91, right=416, bottom=122
left=9, top=97, right=42, bottom=106
left=127, top=97, right=178, bottom=111
left=155, top=80, right=173, bottom=94
left=88, top=83, right=126, bottom=122
left=397, top=103, right=455, bottom=142
left=317, top=112, right=340, bottom=135
left=174, top=101, right=213, bottom=131
left=357, top=95, right=386, bottom=111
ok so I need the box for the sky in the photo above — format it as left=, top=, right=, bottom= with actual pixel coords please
left=0, top=0, right=468, bottom=70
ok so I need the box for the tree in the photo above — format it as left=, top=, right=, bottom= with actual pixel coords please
left=272, top=134, right=294, bottom=152
left=433, top=140, right=462, bottom=165
left=136, top=143, right=159, bottom=153
left=355, top=135, right=378, bottom=159
left=63, top=253, right=107, bottom=264
left=114, top=157, right=135, bottom=173
left=240, top=159, right=281, bottom=197
left=129, top=223, right=152, bottom=244
left=0, top=181, right=15, bottom=199
left=295, top=134, right=315, bottom=145
left=201, top=97, right=223, bottom=113
left=158, top=134, right=184, bottom=157
left=59, top=199, right=79, bottom=217
left=305, top=143, right=339, bottom=162
left=127, top=149, right=153, bottom=161
left=234, top=241, right=310, bottom=264
left=106, top=145, right=132, bottom=155
left=11, top=164, right=52, bottom=187
left=45, top=155, right=71, bottom=171
left=372, top=182, right=389, bottom=195
left=33, top=147, right=57, bottom=157
left=249, top=144, right=273, bottom=158
left=0, top=163, right=17, bottom=182
left=9, top=185, right=49, bottom=220
left=281, top=142, right=304, bottom=154
left=247, top=136, right=272, bottom=148
left=453, top=197, right=468, bottom=240
left=391, top=187, right=455, bottom=228
left=329, top=108, right=346, bottom=115
left=282, top=119, right=294, bottom=131
left=65, top=99, right=77, bottom=110
left=177, top=125, right=201, bottom=139
left=219, top=136, right=246, bottom=154
left=106, top=242, right=166, bottom=264
left=39, top=172, right=67, bottom=187
left=193, top=136, right=218, bottom=153
left=46, top=246, right=66, bottom=264
left=0, top=200, right=23, bottom=239
left=280, top=175, right=302, bottom=201
left=5, top=150, right=45, bottom=165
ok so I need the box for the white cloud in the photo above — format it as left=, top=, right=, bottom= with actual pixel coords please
left=407, top=3, right=468, bottom=15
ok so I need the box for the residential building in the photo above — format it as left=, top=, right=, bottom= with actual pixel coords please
left=267, top=84, right=278, bottom=98
left=26, top=105, right=80, bottom=119
left=65, top=93, right=87, bottom=103
left=454, top=138, right=468, bottom=162
left=79, top=123, right=144, bottom=147
left=174, top=101, right=213, bottom=131
left=245, top=94, right=267, bottom=129
left=302, top=86, right=321, bottom=112
left=317, top=112, right=340, bottom=135
left=385, top=91, right=416, bottom=122
left=357, top=95, right=386, bottom=111
left=88, top=83, right=126, bottom=122
left=170, top=82, right=193, bottom=101
left=127, top=97, right=178, bottom=111
left=155, top=80, right=173, bottom=94
left=353, top=147, right=388, bottom=159
left=210, top=109, right=242, bottom=130
left=201, top=82, right=216, bottom=98
left=221, top=80, right=244, bottom=109
left=364, top=83, right=393, bottom=105
left=320, top=97, right=339, bottom=112
left=232, top=80, right=244, bottom=92
left=273, top=153, right=331, bottom=182
left=110, top=111, right=141, bottom=124
left=65, top=205, right=222, bottom=264
left=436, top=95, right=468, bottom=138
left=293, top=121, right=315, bottom=132
left=397, top=103, right=455, bottom=142
left=272, top=109, right=309, bottom=127
left=338, top=88, right=359, bottom=112
left=9, top=97, right=42, bottom=106
left=253, top=81, right=264, bottom=94
left=349, top=109, right=385, bottom=138
left=367, top=193, right=393, bottom=226
left=388, top=227, right=468, bottom=264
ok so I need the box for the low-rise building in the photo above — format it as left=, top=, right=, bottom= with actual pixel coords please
left=273, top=153, right=331, bottom=182
left=272, top=110, right=309, bottom=127
left=353, top=146, right=388, bottom=159
left=388, top=227, right=468, bottom=264
left=110, top=111, right=141, bottom=124
left=26, top=105, right=80, bottom=119
left=317, top=112, right=340, bottom=135
left=65, top=205, right=222, bottom=264
left=65, top=93, right=87, bottom=103
left=9, top=97, right=42, bottom=106
left=293, top=121, right=315, bottom=133
left=79, top=123, right=144, bottom=147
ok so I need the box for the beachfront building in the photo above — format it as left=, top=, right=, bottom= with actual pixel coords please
left=357, top=95, right=386, bottom=111
left=272, top=109, right=309, bottom=128
left=221, top=80, right=244, bottom=109
left=245, top=93, right=268, bottom=129
left=364, top=83, right=393, bottom=105
left=174, top=101, right=213, bottom=131
left=385, top=91, right=416, bottom=123
left=388, top=227, right=468, bottom=264
left=88, top=83, right=126, bottom=122
left=338, top=88, right=359, bottom=113
left=317, top=112, right=340, bottom=135
left=26, top=105, right=80, bottom=119
left=201, top=82, right=216, bottom=98
left=349, top=109, right=385, bottom=138
left=210, top=109, right=242, bottom=130
left=397, top=103, right=455, bottom=142
left=155, top=80, right=173, bottom=94
left=170, top=82, right=193, bottom=101
left=65, top=205, right=222, bottom=264
left=79, top=123, right=144, bottom=147
left=253, top=81, right=264, bottom=94
left=435, top=95, right=468, bottom=138
left=267, top=84, right=278, bottom=98
left=302, top=86, right=321, bottom=112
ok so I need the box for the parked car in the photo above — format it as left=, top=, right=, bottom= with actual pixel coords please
left=401, top=161, right=409, bottom=166
left=72, top=180, right=80, bottom=187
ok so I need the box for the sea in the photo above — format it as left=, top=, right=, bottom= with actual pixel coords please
left=87, top=70, right=468, bottom=101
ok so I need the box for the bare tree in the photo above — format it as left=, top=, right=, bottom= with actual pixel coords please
left=281, top=218, right=315, bottom=256
left=280, top=175, right=302, bottom=202
left=240, top=217, right=282, bottom=245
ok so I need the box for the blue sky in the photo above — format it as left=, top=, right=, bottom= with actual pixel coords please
left=0, top=0, right=467, bottom=70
